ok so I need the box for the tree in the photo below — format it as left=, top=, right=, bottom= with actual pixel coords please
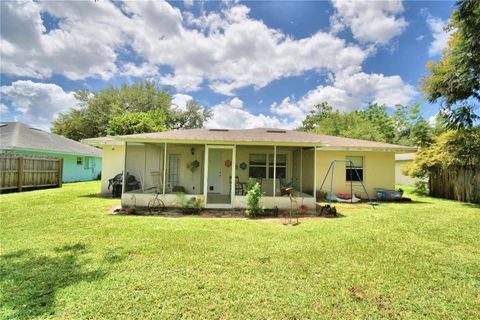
left=392, top=103, right=433, bottom=147
left=357, top=103, right=396, bottom=143
left=107, top=109, right=168, bottom=135
left=421, top=0, right=479, bottom=126
left=51, top=81, right=210, bottom=140
left=405, top=127, right=480, bottom=178
left=166, top=100, right=212, bottom=130
left=301, top=102, right=393, bottom=143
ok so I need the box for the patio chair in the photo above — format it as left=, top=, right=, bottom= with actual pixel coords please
left=229, top=176, right=244, bottom=195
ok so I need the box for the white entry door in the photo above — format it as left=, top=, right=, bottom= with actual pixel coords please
left=207, top=149, right=222, bottom=193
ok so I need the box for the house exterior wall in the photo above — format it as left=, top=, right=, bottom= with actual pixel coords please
left=100, top=145, right=125, bottom=195
left=4, top=149, right=101, bottom=183
left=395, top=160, right=415, bottom=186
left=104, top=142, right=398, bottom=206
left=311, top=150, right=396, bottom=199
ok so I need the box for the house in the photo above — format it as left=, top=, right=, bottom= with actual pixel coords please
left=0, top=122, right=102, bottom=182
left=83, top=128, right=416, bottom=209
left=395, top=153, right=415, bottom=186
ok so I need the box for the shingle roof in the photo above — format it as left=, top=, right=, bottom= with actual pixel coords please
left=84, top=127, right=416, bottom=151
left=0, top=122, right=102, bottom=156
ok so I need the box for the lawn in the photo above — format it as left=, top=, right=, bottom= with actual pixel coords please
left=1, top=181, right=479, bottom=319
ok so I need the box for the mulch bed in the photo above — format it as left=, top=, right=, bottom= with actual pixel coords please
left=108, top=205, right=336, bottom=223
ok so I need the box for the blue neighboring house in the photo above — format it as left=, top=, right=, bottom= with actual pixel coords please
left=0, top=122, right=102, bottom=182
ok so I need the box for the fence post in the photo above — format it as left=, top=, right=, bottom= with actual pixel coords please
left=17, top=157, right=24, bottom=192
left=58, top=158, right=64, bottom=187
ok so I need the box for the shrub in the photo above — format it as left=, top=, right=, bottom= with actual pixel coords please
left=245, top=178, right=264, bottom=218
left=173, top=193, right=203, bottom=214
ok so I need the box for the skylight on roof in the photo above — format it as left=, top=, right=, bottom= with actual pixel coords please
left=266, top=129, right=286, bottom=133
left=209, top=129, right=229, bottom=132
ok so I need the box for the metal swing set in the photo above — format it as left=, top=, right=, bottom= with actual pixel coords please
left=319, top=160, right=376, bottom=209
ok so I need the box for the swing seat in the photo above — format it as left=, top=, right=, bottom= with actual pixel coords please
left=336, top=194, right=361, bottom=203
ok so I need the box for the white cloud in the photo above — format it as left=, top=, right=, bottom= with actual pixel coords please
left=207, top=97, right=291, bottom=129
left=425, top=14, right=451, bottom=56
left=0, top=103, right=9, bottom=115
left=0, top=1, right=128, bottom=80
left=1, top=0, right=369, bottom=96
left=171, top=93, right=193, bottom=111
left=330, top=0, right=407, bottom=44
left=271, top=71, right=417, bottom=127
left=0, top=81, right=78, bottom=131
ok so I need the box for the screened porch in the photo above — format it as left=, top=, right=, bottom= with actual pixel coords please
left=121, top=142, right=317, bottom=209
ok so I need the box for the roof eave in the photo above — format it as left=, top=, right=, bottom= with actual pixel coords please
left=316, top=146, right=418, bottom=153
left=115, top=137, right=320, bottom=147
left=0, top=146, right=102, bottom=157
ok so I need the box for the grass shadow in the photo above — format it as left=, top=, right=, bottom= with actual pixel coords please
left=0, top=243, right=107, bottom=319
left=461, top=202, right=480, bottom=209
left=78, top=193, right=114, bottom=199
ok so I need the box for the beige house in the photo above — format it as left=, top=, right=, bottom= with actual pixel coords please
left=395, top=153, right=416, bottom=186
left=84, top=128, right=416, bottom=209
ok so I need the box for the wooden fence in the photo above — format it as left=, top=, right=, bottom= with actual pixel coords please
left=429, top=166, right=480, bottom=204
left=0, top=154, right=63, bottom=193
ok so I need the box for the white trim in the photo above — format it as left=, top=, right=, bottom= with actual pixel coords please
left=204, top=145, right=235, bottom=209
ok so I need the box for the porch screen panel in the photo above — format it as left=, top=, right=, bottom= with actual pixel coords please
left=269, top=153, right=287, bottom=180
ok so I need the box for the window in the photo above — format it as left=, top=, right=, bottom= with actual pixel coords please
left=268, top=154, right=287, bottom=179
left=76, top=157, right=83, bottom=166
left=249, top=154, right=267, bottom=179
left=249, top=153, right=287, bottom=179
left=346, top=156, right=363, bottom=182
left=168, top=154, right=180, bottom=187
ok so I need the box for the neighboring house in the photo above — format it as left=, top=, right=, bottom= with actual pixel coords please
left=395, top=153, right=415, bottom=186
left=0, top=122, right=102, bottom=182
left=83, top=128, right=416, bottom=209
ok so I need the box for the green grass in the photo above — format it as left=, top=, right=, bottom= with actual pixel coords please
left=1, top=182, right=479, bottom=319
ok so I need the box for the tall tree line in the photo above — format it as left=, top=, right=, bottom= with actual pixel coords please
left=51, top=81, right=211, bottom=141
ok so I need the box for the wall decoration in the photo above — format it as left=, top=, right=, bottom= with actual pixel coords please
left=187, top=160, right=200, bottom=172
left=224, top=159, right=232, bottom=167
left=239, top=162, right=247, bottom=170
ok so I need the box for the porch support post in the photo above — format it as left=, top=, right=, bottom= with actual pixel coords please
left=273, top=145, right=277, bottom=197
left=203, top=145, right=209, bottom=206
left=162, top=142, right=167, bottom=195
left=122, top=142, right=127, bottom=194
left=231, top=145, right=236, bottom=202
left=142, top=144, right=146, bottom=192
left=313, top=146, right=317, bottom=201
left=300, top=148, right=303, bottom=193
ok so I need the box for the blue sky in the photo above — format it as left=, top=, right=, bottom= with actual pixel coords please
left=0, top=0, right=455, bottom=131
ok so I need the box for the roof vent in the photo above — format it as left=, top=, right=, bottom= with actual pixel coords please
left=267, top=129, right=286, bottom=133
left=209, top=129, right=229, bottom=132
